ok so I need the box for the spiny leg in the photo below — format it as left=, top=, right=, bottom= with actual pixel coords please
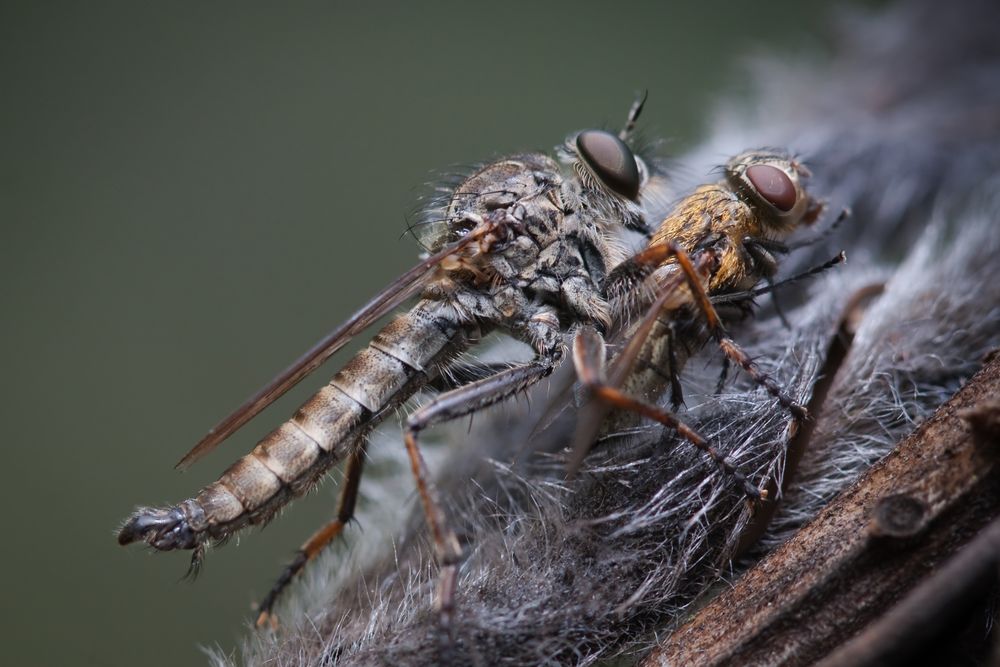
left=426, top=361, right=516, bottom=392
left=608, top=240, right=811, bottom=418
left=717, top=338, right=806, bottom=418
left=255, top=442, right=367, bottom=629
left=571, top=244, right=794, bottom=491
left=669, top=244, right=808, bottom=419
left=572, top=328, right=763, bottom=501
left=404, top=359, right=557, bottom=629
left=568, top=249, right=718, bottom=475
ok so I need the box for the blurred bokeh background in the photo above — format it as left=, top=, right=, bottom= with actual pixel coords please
left=0, top=2, right=869, bottom=664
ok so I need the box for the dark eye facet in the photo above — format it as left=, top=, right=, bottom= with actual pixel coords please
left=746, top=164, right=796, bottom=212
left=576, top=130, right=641, bottom=200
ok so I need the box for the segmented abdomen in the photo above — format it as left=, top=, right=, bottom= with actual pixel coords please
left=119, top=299, right=468, bottom=551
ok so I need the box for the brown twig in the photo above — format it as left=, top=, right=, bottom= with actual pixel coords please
left=817, top=509, right=1000, bottom=666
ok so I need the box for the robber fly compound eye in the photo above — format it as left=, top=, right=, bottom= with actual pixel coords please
left=575, top=130, right=642, bottom=201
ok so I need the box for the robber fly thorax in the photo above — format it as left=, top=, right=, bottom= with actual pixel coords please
left=118, top=98, right=668, bottom=625
left=570, top=150, right=836, bottom=496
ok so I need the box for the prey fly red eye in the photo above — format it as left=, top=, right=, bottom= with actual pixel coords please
left=746, top=164, right=797, bottom=212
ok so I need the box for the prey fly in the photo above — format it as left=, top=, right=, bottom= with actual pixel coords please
left=568, top=150, right=842, bottom=499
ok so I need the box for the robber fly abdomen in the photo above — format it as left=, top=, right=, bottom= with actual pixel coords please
left=118, top=153, right=573, bottom=553
left=118, top=299, right=469, bottom=551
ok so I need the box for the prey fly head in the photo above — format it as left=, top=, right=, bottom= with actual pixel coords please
left=725, top=151, right=825, bottom=234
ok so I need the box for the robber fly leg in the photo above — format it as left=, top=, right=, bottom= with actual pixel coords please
left=592, top=388, right=764, bottom=502
left=607, top=241, right=807, bottom=418
left=571, top=327, right=763, bottom=502
left=255, top=441, right=367, bottom=629
left=426, top=361, right=516, bottom=392
left=404, top=355, right=559, bottom=628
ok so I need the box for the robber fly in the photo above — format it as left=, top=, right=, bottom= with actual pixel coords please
left=568, top=150, right=842, bottom=498
left=117, top=97, right=668, bottom=627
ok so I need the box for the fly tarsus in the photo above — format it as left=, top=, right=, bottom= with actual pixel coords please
left=256, top=549, right=309, bottom=629
left=718, top=337, right=809, bottom=420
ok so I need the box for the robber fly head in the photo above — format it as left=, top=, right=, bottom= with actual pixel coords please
left=559, top=127, right=654, bottom=233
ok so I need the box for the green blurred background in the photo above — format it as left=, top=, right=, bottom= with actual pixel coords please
left=1, top=2, right=860, bottom=664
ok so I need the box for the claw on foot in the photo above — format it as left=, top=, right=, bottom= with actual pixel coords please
left=118, top=504, right=198, bottom=551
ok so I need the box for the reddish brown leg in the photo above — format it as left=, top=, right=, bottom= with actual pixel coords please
left=669, top=245, right=808, bottom=419
left=717, top=338, right=807, bottom=418
left=607, top=241, right=808, bottom=418
left=402, top=428, right=464, bottom=631
left=255, top=442, right=367, bottom=629
left=567, top=249, right=717, bottom=475
left=572, top=327, right=764, bottom=502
